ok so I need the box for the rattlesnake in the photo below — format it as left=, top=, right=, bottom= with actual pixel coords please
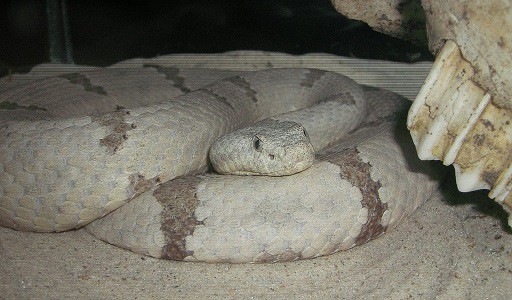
left=0, top=63, right=440, bottom=263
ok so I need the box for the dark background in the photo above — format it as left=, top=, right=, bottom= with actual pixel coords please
left=0, top=0, right=433, bottom=77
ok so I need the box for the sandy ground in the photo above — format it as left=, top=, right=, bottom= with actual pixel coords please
left=1, top=175, right=511, bottom=299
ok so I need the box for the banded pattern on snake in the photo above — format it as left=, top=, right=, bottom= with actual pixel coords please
left=0, top=65, right=440, bottom=263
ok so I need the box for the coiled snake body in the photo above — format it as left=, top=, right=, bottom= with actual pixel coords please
left=0, top=66, right=440, bottom=263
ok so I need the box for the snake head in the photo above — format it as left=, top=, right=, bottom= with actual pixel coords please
left=209, top=119, right=315, bottom=176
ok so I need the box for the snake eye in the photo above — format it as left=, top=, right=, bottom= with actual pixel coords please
left=253, top=135, right=262, bottom=151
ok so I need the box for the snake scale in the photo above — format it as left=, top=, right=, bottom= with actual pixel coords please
left=0, top=62, right=441, bottom=263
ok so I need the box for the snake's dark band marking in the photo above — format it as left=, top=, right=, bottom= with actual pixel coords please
left=127, top=173, right=161, bottom=198
left=143, top=64, right=191, bottom=93
left=0, top=100, right=47, bottom=111
left=320, top=92, right=357, bottom=105
left=197, top=88, right=236, bottom=110
left=320, top=148, right=388, bottom=245
left=224, top=76, right=259, bottom=103
left=300, top=69, right=326, bottom=88
left=92, top=110, right=136, bottom=154
left=155, top=176, right=203, bottom=261
left=58, top=73, right=107, bottom=95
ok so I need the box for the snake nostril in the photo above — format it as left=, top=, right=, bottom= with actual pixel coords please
left=303, top=127, right=309, bottom=138
left=268, top=154, right=275, bottom=160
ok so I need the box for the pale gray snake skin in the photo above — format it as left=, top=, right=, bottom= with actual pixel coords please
left=0, top=65, right=441, bottom=263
